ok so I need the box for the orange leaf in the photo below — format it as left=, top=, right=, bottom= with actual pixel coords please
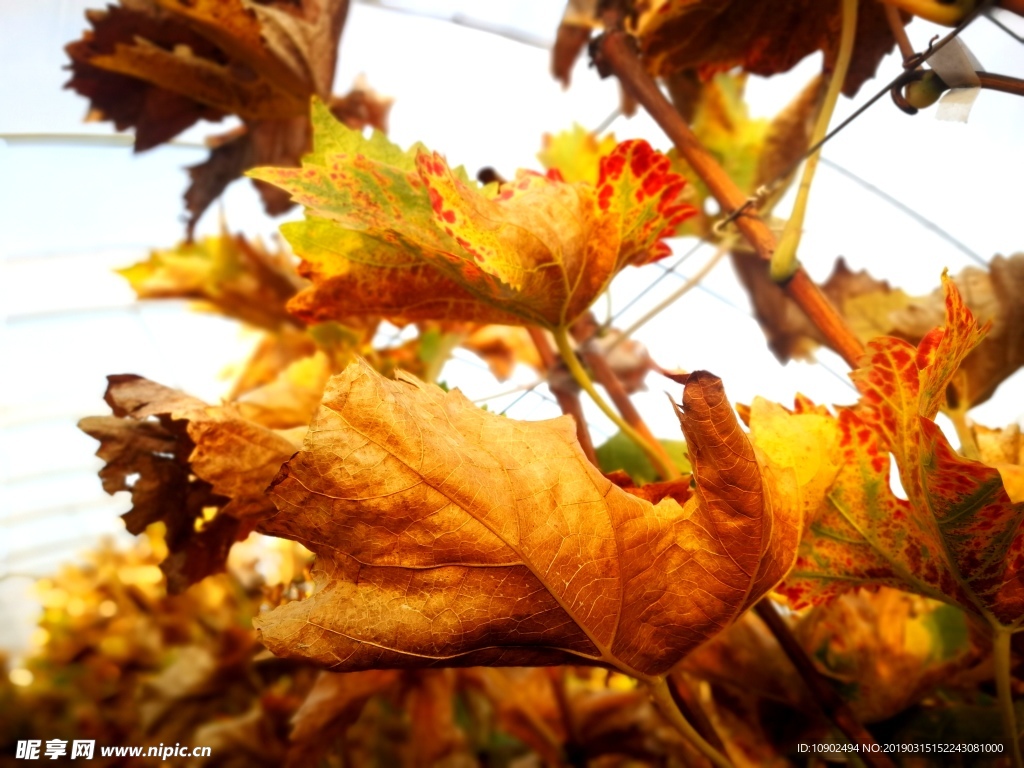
left=254, top=361, right=800, bottom=677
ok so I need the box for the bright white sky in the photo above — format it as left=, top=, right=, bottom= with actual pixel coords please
left=1, top=0, right=1022, bottom=651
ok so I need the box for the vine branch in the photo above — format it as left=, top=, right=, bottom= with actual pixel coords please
left=570, top=314, right=680, bottom=480
left=992, top=624, right=1023, bottom=768
left=592, top=28, right=866, bottom=370
left=753, top=600, right=895, bottom=768
left=553, top=327, right=677, bottom=480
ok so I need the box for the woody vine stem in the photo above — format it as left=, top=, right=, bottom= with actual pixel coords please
left=593, top=25, right=866, bottom=369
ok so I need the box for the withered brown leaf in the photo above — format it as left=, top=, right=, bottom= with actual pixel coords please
left=974, top=423, right=1024, bottom=503
left=637, top=0, right=905, bottom=97
left=730, top=252, right=892, bottom=362
left=254, top=360, right=802, bottom=678
left=737, top=253, right=1024, bottom=408
left=118, top=231, right=307, bottom=332
left=65, top=0, right=391, bottom=234
left=80, top=375, right=298, bottom=591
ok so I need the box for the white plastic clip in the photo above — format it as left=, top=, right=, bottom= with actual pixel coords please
left=928, top=38, right=983, bottom=123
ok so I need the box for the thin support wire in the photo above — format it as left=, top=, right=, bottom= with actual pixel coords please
left=820, top=158, right=986, bottom=266
left=986, top=10, right=1024, bottom=43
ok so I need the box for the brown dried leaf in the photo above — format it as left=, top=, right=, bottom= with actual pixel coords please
left=794, top=588, right=976, bottom=723
left=459, top=668, right=565, bottom=765
left=683, top=611, right=808, bottom=710
left=234, top=352, right=334, bottom=431
left=64, top=0, right=394, bottom=233
left=191, top=700, right=293, bottom=768
left=551, top=0, right=598, bottom=86
left=286, top=670, right=399, bottom=767
left=65, top=4, right=229, bottom=151
left=139, top=627, right=261, bottom=741
left=743, top=253, right=1024, bottom=407
left=254, top=360, right=802, bottom=678
left=401, top=670, right=468, bottom=766
left=573, top=684, right=686, bottom=763
left=118, top=231, right=306, bottom=331
left=80, top=375, right=298, bottom=591
left=637, top=0, right=905, bottom=97
left=460, top=325, right=544, bottom=381
left=754, top=74, right=826, bottom=192
left=553, top=25, right=591, bottom=87
left=730, top=253, right=893, bottom=361
left=974, top=423, right=1024, bottom=503
left=186, top=87, right=391, bottom=234
left=229, top=326, right=319, bottom=400
left=879, top=253, right=1024, bottom=408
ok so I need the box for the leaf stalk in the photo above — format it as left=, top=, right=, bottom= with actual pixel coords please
left=647, top=676, right=734, bottom=768
left=571, top=315, right=681, bottom=480
left=553, top=327, right=677, bottom=480
left=594, top=28, right=866, bottom=369
left=993, top=625, right=1023, bottom=767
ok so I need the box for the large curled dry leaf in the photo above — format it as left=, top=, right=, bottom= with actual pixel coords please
left=637, top=0, right=906, bottom=97
left=249, top=100, right=695, bottom=330
left=80, top=375, right=298, bottom=591
left=254, top=359, right=801, bottom=677
left=65, top=0, right=391, bottom=233
left=778, top=278, right=1024, bottom=628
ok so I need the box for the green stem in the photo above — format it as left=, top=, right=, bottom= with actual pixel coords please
left=647, top=677, right=733, bottom=768
left=771, top=0, right=858, bottom=282
left=993, top=625, right=1023, bottom=767
left=553, top=327, right=676, bottom=481
left=422, top=331, right=465, bottom=385
left=944, top=405, right=980, bottom=460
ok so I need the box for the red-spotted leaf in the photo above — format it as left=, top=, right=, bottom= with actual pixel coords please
left=779, top=278, right=1024, bottom=628
left=249, top=100, right=694, bottom=330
